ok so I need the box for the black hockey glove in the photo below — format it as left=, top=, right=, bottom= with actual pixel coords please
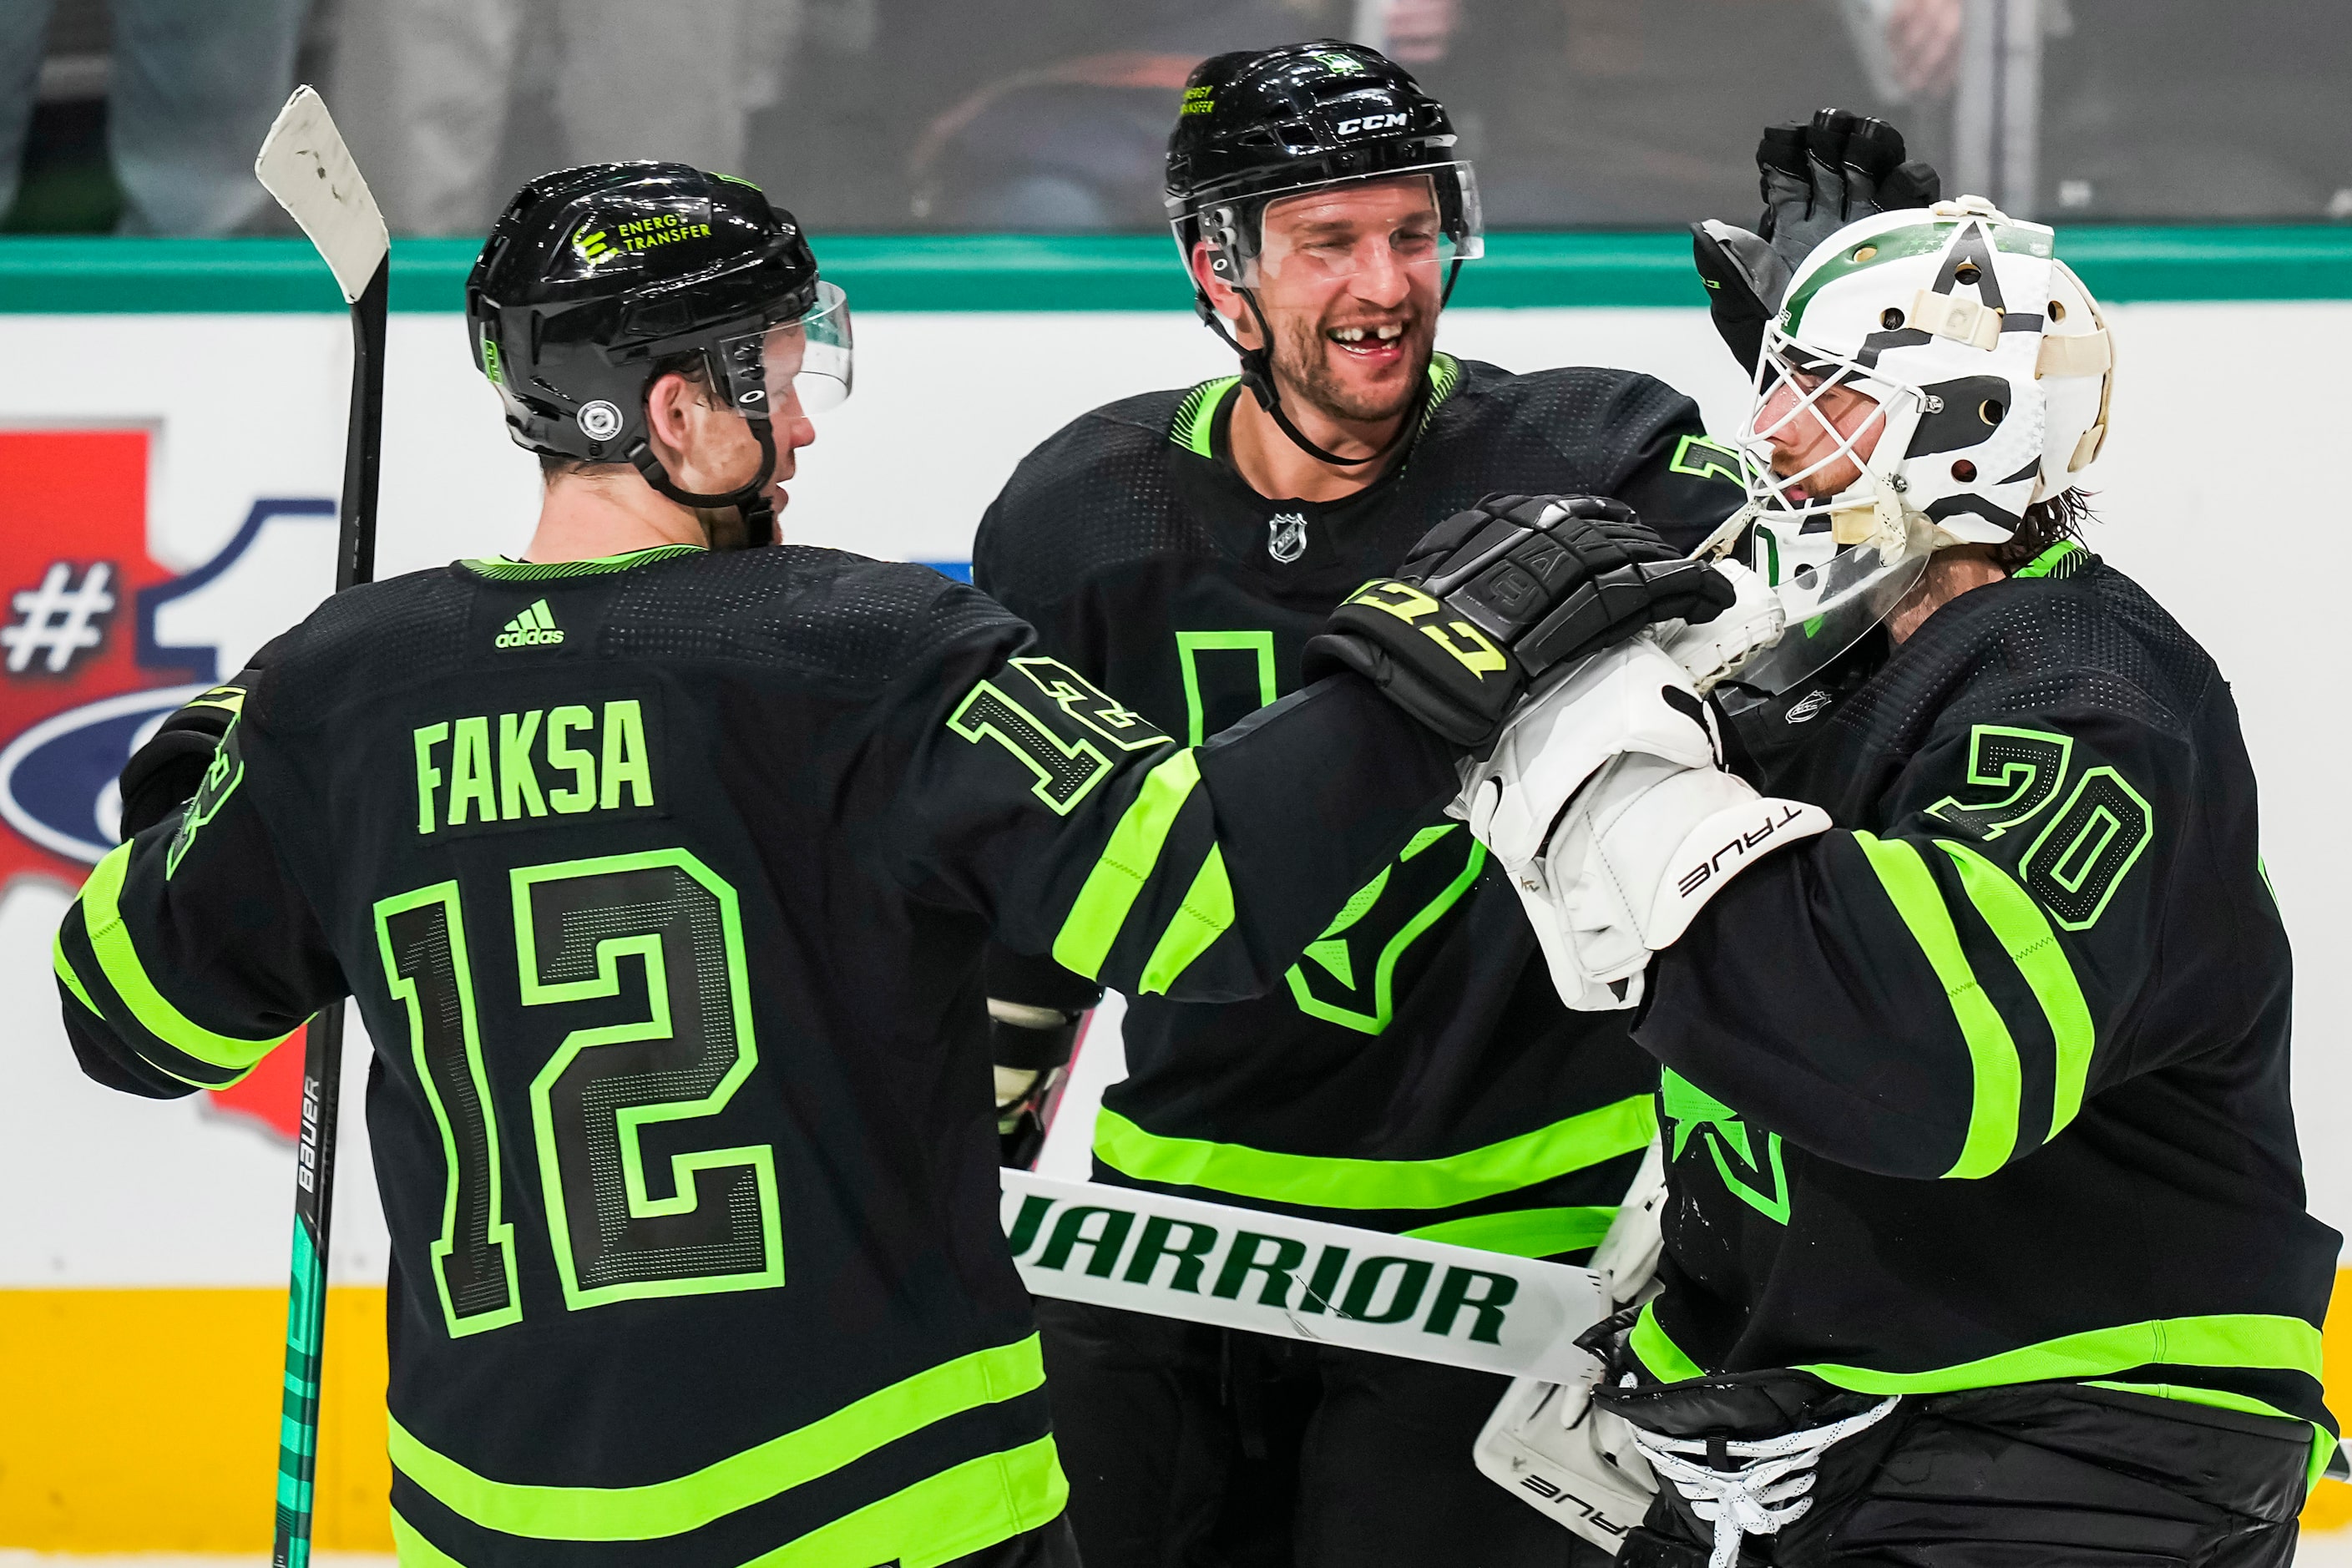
left=1692, top=107, right=1943, bottom=371
left=1302, top=494, right=1736, bottom=749
left=117, top=694, right=238, bottom=840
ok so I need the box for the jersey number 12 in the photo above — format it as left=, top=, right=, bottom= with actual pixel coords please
left=375, top=849, right=782, bottom=1338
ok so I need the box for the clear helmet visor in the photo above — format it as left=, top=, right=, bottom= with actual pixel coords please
left=712, top=279, right=853, bottom=418
left=1722, top=514, right=1932, bottom=698
left=1200, top=164, right=1483, bottom=291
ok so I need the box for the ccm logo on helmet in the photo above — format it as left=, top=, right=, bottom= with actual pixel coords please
left=1336, top=114, right=1409, bottom=135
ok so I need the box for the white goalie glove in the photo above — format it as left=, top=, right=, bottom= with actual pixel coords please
left=1455, top=625, right=1828, bottom=1010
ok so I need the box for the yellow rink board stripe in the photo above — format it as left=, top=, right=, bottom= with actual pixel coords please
left=0, top=1287, right=392, bottom=1552
left=2, top=1275, right=2350, bottom=1548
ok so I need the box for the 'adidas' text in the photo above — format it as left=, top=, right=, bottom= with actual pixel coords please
left=497, top=599, right=565, bottom=649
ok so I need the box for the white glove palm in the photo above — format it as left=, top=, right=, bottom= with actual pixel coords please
left=1458, top=634, right=1828, bottom=1010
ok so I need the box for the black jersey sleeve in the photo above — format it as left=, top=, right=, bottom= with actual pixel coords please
left=1584, top=377, right=1746, bottom=554
left=882, top=615, right=1460, bottom=1004
left=1640, top=678, right=2218, bottom=1182
left=53, top=705, right=343, bottom=1100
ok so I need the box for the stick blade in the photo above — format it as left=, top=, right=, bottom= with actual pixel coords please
left=255, top=86, right=390, bottom=306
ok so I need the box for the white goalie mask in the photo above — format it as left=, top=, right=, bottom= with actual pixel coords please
left=1737, top=199, right=2117, bottom=584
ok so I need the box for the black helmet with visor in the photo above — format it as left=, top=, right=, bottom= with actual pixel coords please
left=466, top=162, right=852, bottom=544
left=1163, top=42, right=1480, bottom=466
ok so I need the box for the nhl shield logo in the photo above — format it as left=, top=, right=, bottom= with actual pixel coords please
left=1267, top=511, right=1309, bottom=564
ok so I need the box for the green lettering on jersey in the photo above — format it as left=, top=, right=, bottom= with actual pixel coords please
left=1661, top=1068, right=1790, bottom=1225
left=448, top=718, right=496, bottom=827
left=1175, top=630, right=1278, bottom=747
left=546, top=706, right=596, bottom=812
left=414, top=722, right=449, bottom=835
left=599, top=699, right=655, bottom=810
left=1668, top=433, right=1746, bottom=487
left=411, top=700, right=658, bottom=833
left=1287, top=824, right=1484, bottom=1035
left=498, top=711, right=547, bottom=820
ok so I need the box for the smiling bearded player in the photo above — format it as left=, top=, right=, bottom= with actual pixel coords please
left=969, top=39, right=1757, bottom=1568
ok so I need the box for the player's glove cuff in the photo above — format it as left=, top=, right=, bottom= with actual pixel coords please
left=117, top=701, right=238, bottom=840
left=1305, top=494, right=1734, bottom=749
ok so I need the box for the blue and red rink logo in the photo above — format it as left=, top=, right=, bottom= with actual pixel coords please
left=1, top=429, right=335, bottom=1138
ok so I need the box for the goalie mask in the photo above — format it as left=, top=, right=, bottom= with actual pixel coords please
left=1737, top=199, right=2115, bottom=581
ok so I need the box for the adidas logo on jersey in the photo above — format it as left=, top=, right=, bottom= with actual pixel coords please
left=496, top=599, right=564, bottom=649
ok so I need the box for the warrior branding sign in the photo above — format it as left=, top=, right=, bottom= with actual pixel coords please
left=1001, top=1171, right=1609, bottom=1383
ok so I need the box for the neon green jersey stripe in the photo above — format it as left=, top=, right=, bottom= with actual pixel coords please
left=1093, top=1095, right=1656, bottom=1211
left=1851, top=832, right=2021, bottom=1179
left=1170, top=376, right=1239, bottom=457
left=1052, top=750, right=1202, bottom=980
left=1935, top=840, right=2097, bottom=1137
left=1137, top=845, right=1232, bottom=995
left=52, top=931, right=99, bottom=1014
left=390, top=1509, right=468, bottom=1565
left=387, top=1335, right=1046, bottom=1540
left=1403, top=1205, right=1618, bottom=1257
left=1630, top=1301, right=1707, bottom=1383
left=2083, top=1378, right=2333, bottom=1490
left=77, top=841, right=285, bottom=1071
left=458, top=544, right=705, bottom=579
left=1796, top=1313, right=2324, bottom=1395
left=2015, top=539, right=2085, bottom=579
left=741, top=1435, right=1067, bottom=1568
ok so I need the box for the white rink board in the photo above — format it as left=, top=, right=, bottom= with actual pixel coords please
left=3, top=301, right=2349, bottom=1290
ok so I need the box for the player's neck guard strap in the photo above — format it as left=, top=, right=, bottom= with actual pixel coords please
left=629, top=418, right=778, bottom=549
left=1206, top=266, right=1461, bottom=472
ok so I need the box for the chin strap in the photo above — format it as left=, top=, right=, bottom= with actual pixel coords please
left=1206, top=281, right=1454, bottom=473
left=628, top=416, right=779, bottom=548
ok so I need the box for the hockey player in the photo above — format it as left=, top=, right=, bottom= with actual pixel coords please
left=54, top=162, right=1722, bottom=1568
left=970, top=40, right=1758, bottom=1568
left=1462, top=199, right=2338, bottom=1564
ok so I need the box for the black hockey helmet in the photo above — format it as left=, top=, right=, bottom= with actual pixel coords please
left=466, top=162, right=852, bottom=542
left=1164, top=40, right=1481, bottom=314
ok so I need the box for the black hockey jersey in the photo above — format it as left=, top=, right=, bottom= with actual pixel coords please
left=974, top=355, right=1744, bottom=1255
left=1632, top=544, right=2341, bottom=1458
left=51, top=543, right=1462, bottom=1566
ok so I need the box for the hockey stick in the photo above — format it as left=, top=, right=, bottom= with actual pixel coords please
left=253, top=86, right=388, bottom=1568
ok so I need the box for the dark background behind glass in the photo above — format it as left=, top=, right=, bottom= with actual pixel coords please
left=10, top=0, right=2349, bottom=237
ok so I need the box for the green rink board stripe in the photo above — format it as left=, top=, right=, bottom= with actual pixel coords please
left=75, top=840, right=285, bottom=1072
left=387, top=1335, right=1046, bottom=1540
left=1850, top=832, right=2021, bottom=1180
left=1934, top=840, right=2097, bottom=1138
left=6, top=228, right=2350, bottom=313
left=1092, top=1095, right=1656, bottom=1211
left=1051, top=749, right=1202, bottom=982
left=1402, top=1205, right=1619, bottom=1258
